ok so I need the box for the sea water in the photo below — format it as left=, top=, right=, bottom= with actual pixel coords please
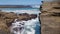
left=0, top=8, right=41, bottom=34
left=0, top=8, right=41, bottom=14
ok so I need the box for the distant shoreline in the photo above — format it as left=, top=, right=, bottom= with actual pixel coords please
left=0, top=5, right=32, bottom=8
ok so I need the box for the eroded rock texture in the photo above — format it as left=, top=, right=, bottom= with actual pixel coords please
left=0, top=11, right=37, bottom=34
left=40, top=2, right=60, bottom=34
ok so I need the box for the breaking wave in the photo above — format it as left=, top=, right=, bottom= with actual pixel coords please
left=2, top=9, right=41, bottom=14
left=10, top=17, right=40, bottom=34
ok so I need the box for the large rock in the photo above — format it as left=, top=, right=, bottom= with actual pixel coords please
left=40, top=2, right=60, bottom=34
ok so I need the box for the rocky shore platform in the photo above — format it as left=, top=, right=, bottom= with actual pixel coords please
left=0, top=11, right=37, bottom=34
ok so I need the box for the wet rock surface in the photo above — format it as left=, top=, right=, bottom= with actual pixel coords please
left=0, top=11, right=37, bottom=34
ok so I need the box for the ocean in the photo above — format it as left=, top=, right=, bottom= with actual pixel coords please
left=0, top=8, right=41, bottom=14
left=0, top=8, right=41, bottom=34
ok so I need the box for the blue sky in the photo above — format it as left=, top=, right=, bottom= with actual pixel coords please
left=0, top=0, right=42, bottom=5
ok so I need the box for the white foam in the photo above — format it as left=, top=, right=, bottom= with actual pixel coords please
left=11, top=17, right=40, bottom=34
left=24, top=17, right=40, bottom=34
left=2, top=10, right=41, bottom=14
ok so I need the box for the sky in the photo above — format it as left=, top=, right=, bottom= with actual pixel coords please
left=44, top=0, right=60, bottom=2
left=0, top=0, right=42, bottom=5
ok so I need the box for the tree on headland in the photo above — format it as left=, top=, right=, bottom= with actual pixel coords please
left=39, top=1, right=44, bottom=11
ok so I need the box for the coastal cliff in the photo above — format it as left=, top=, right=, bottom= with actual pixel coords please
left=40, top=1, right=60, bottom=34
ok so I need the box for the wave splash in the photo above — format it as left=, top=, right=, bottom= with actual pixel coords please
left=2, top=9, right=41, bottom=14
left=10, top=17, right=40, bottom=34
